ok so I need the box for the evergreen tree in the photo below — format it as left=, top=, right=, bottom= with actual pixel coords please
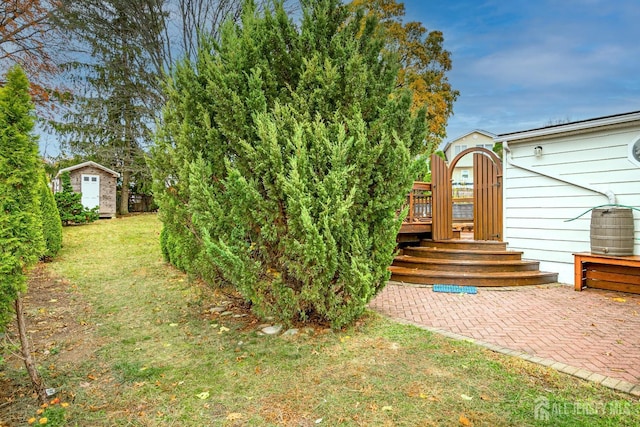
left=38, top=168, right=63, bottom=259
left=0, top=65, right=45, bottom=329
left=0, top=65, right=48, bottom=401
left=151, top=0, right=426, bottom=328
left=54, top=171, right=99, bottom=225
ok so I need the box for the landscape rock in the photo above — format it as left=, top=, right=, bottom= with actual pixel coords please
left=261, top=325, right=283, bottom=335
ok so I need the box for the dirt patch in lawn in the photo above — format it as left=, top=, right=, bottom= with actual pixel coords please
left=0, top=263, right=103, bottom=425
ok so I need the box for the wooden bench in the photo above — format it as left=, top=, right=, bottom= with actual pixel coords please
left=574, top=252, right=640, bottom=294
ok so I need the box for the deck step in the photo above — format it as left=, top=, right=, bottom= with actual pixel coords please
left=393, top=255, right=539, bottom=272
left=404, top=246, right=523, bottom=261
left=392, top=238, right=558, bottom=287
left=389, top=266, right=559, bottom=287
left=420, top=239, right=508, bottom=251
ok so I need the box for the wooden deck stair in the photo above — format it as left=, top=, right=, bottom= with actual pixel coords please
left=390, top=240, right=558, bottom=287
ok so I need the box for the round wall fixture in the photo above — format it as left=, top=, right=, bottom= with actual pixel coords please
left=630, top=137, right=640, bottom=167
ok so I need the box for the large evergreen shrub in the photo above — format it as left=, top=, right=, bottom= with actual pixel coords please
left=151, top=0, right=426, bottom=328
left=38, top=169, right=63, bottom=259
left=0, top=66, right=45, bottom=330
left=54, top=171, right=99, bottom=225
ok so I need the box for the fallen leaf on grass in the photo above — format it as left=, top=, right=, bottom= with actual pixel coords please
left=196, top=391, right=210, bottom=400
left=460, top=394, right=473, bottom=401
left=226, top=413, right=243, bottom=421
left=459, top=414, right=473, bottom=426
left=382, top=406, right=392, bottom=412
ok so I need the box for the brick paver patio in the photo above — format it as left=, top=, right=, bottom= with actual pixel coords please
left=370, top=283, right=640, bottom=394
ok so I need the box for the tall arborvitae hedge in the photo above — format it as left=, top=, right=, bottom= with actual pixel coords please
left=151, top=0, right=426, bottom=328
left=0, top=66, right=45, bottom=330
left=38, top=169, right=63, bottom=259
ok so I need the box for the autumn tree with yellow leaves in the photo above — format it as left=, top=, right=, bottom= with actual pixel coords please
left=351, top=0, right=458, bottom=153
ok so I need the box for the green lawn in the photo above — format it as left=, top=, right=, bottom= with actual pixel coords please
left=2, top=214, right=638, bottom=426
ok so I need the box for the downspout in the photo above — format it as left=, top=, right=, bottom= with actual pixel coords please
left=502, top=141, right=617, bottom=204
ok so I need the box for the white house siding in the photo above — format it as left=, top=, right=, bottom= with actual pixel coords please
left=500, top=121, right=640, bottom=284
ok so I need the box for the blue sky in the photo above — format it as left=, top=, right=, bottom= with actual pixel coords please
left=401, top=0, right=640, bottom=142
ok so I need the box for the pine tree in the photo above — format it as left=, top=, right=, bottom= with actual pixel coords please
left=53, top=0, right=163, bottom=215
left=151, top=0, right=426, bottom=328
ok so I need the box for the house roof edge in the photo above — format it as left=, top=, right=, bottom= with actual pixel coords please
left=494, top=110, right=640, bottom=143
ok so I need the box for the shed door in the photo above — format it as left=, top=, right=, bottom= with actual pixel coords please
left=81, top=174, right=100, bottom=209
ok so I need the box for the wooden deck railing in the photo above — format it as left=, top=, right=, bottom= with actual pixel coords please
left=401, top=182, right=474, bottom=224
left=404, top=181, right=432, bottom=223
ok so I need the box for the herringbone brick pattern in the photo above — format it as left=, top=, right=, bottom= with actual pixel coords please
left=369, top=283, right=640, bottom=385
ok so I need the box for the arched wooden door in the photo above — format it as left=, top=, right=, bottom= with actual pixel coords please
left=472, top=151, right=503, bottom=240
left=431, top=148, right=503, bottom=241
left=431, top=154, right=453, bottom=240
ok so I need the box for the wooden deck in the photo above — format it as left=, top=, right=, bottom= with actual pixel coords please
left=400, top=181, right=432, bottom=235
left=394, top=180, right=558, bottom=287
left=399, top=182, right=469, bottom=236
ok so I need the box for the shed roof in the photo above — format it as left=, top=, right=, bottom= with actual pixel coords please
left=56, top=161, right=120, bottom=178
left=494, top=110, right=640, bottom=143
